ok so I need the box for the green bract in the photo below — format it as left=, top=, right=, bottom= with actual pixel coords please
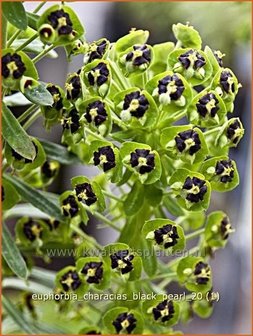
left=120, top=142, right=162, bottom=184
left=37, top=5, right=84, bottom=46
left=169, top=168, right=211, bottom=211
left=2, top=48, right=38, bottom=89
left=177, top=256, right=212, bottom=293
left=142, top=218, right=185, bottom=254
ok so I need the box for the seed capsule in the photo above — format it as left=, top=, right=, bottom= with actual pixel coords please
left=93, top=146, right=116, bottom=172
left=81, top=261, right=103, bottom=284
left=152, top=300, right=175, bottom=322
left=130, top=149, right=155, bottom=174
left=112, top=312, right=137, bottom=334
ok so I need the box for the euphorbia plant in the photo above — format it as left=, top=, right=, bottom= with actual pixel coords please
left=2, top=2, right=244, bottom=335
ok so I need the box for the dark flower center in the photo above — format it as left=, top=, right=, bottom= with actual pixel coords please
left=88, top=62, right=109, bottom=86
left=196, top=93, right=219, bottom=118
left=11, top=142, right=38, bottom=164
left=47, top=85, right=63, bottom=110
left=126, top=44, right=151, bottom=67
left=44, top=218, right=60, bottom=231
left=226, top=119, right=243, bottom=145
left=93, top=146, right=116, bottom=172
left=220, top=71, right=235, bottom=94
left=62, top=108, right=80, bottom=133
left=183, top=176, right=207, bottom=203
left=86, top=39, right=107, bottom=63
left=110, top=249, right=134, bottom=274
left=66, top=74, right=81, bottom=100
left=193, top=261, right=211, bottom=285
left=220, top=216, right=233, bottom=240
left=60, top=270, right=81, bottom=291
left=75, top=183, right=97, bottom=205
left=62, top=195, right=79, bottom=217
left=178, top=49, right=206, bottom=70
left=154, top=224, right=179, bottom=249
left=41, top=161, right=58, bottom=178
left=2, top=53, right=26, bottom=79
left=81, top=261, right=103, bottom=284
left=152, top=300, right=175, bottom=322
left=123, top=91, right=149, bottom=118
left=23, top=219, right=43, bottom=242
left=175, top=129, right=201, bottom=155
left=158, top=74, right=185, bottom=100
left=213, top=50, right=224, bottom=67
left=84, top=100, right=108, bottom=126
left=130, top=149, right=155, bottom=174
left=215, top=159, right=234, bottom=183
left=47, top=9, right=73, bottom=35
left=112, top=312, right=137, bottom=334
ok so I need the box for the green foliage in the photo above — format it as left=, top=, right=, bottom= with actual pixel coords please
left=1, top=2, right=244, bottom=334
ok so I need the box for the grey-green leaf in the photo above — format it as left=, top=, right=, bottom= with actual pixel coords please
left=2, top=223, right=28, bottom=280
left=24, top=83, right=54, bottom=106
left=40, top=138, right=81, bottom=165
left=2, top=103, right=36, bottom=160
left=2, top=2, right=28, bottom=31
left=3, top=174, right=65, bottom=221
left=2, top=295, right=39, bottom=334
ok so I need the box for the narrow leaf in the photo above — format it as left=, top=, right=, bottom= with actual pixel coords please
left=24, top=83, right=54, bottom=106
left=3, top=174, right=65, bottom=221
left=40, top=138, right=81, bottom=165
left=2, top=223, right=28, bottom=280
left=2, top=2, right=28, bottom=30
left=2, top=103, right=36, bottom=160
left=2, top=295, right=38, bottom=334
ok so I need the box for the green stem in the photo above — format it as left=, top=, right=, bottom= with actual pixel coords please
left=33, top=1, right=47, bottom=13
left=110, top=61, right=129, bottom=90
left=140, top=271, right=177, bottom=282
left=32, top=44, right=55, bottom=64
left=7, top=29, right=22, bottom=48
left=204, top=127, right=221, bottom=136
left=17, top=104, right=37, bottom=123
left=103, top=190, right=123, bottom=203
left=16, top=32, right=39, bottom=52
left=82, top=204, right=121, bottom=232
left=70, top=224, right=102, bottom=250
left=185, top=228, right=205, bottom=241
left=84, top=127, right=107, bottom=142
left=23, top=108, right=41, bottom=130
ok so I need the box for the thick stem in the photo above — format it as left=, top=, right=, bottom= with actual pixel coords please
left=16, top=33, right=39, bottom=52
left=185, top=227, right=205, bottom=241
left=7, top=29, right=22, bottom=48
left=110, top=61, right=129, bottom=90
left=33, top=1, right=47, bottom=13
left=23, top=108, right=41, bottom=130
left=17, top=104, right=37, bottom=123
left=32, top=44, right=55, bottom=64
